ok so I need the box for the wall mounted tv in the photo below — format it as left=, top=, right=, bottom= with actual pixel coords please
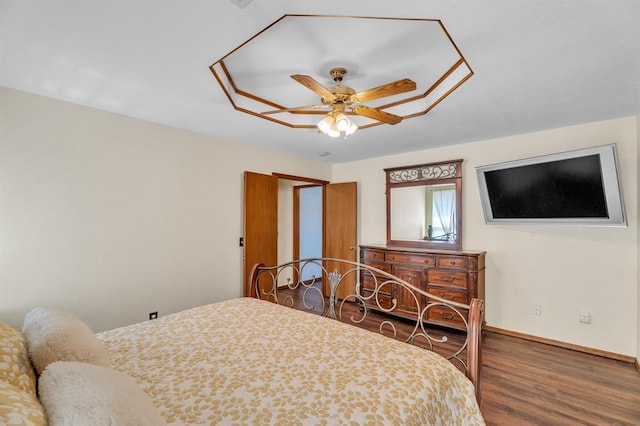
left=475, top=144, right=626, bottom=226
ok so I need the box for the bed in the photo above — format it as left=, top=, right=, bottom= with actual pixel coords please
left=1, top=258, right=484, bottom=425
left=248, top=258, right=484, bottom=401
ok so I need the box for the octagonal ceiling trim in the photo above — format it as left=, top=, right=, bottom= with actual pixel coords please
left=209, top=14, right=473, bottom=131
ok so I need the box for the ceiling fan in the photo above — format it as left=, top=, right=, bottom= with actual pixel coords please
left=263, top=67, right=417, bottom=137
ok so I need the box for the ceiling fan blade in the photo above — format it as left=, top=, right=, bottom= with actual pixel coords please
left=291, top=74, right=336, bottom=102
left=262, top=105, right=326, bottom=115
left=351, top=78, right=416, bottom=103
left=352, top=105, right=403, bottom=125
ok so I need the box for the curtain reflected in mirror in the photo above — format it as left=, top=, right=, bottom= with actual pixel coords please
left=431, top=185, right=456, bottom=241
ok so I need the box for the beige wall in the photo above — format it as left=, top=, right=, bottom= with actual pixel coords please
left=0, top=87, right=332, bottom=332
left=333, top=116, right=638, bottom=357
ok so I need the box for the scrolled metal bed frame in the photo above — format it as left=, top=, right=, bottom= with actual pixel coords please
left=249, top=257, right=484, bottom=402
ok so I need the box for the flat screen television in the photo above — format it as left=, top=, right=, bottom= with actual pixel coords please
left=475, top=144, right=626, bottom=226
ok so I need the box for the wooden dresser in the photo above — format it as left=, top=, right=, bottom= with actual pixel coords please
left=359, top=244, right=486, bottom=330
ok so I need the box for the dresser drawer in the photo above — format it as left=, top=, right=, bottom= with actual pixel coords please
left=427, top=287, right=468, bottom=304
left=361, top=249, right=385, bottom=261
left=436, top=255, right=469, bottom=269
left=361, top=261, right=391, bottom=277
left=426, top=305, right=467, bottom=329
left=427, top=269, right=468, bottom=288
left=361, top=290, right=395, bottom=311
left=360, top=261, right=391, bottom=292
left=360, top=275, right=394, bottom=311
left=360, top=274, right=393, bottom=295
left=386, top=251, right=435, bottom=266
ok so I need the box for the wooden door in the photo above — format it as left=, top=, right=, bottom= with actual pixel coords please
left=243, top=171, right=278, bottom=298
left=324, top=182, right=357, bottom=299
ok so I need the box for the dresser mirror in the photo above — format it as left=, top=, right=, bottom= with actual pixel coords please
left=385, top=159, right=463, bottom=250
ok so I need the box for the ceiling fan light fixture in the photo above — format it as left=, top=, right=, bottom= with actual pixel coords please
left=317, top=111, right=357, bottom=138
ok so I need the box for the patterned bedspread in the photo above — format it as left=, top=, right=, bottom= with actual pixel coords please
left=97, top=297, right=484, bottom=425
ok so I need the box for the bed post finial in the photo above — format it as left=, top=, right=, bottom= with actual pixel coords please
left=467, top=297, right=484, bottom=403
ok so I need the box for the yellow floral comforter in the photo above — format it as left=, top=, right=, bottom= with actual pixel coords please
left=97, top=297, right=484, bottom=425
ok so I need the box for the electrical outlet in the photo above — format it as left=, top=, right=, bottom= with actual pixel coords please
left=578, top=312, right=591, bottom=324
left=149, top=312, right=158, bottom=320
left=532, top=304, right=541, bottom=316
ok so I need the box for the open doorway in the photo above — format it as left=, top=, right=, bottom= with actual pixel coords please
left=294, top=185, right=323, bottom=281
left=243, top=171, right=356, bottom=297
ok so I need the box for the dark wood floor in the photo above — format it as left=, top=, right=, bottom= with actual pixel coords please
left=272, top=287, right=640, bottom=424
left=480, top=331, right=640, bottom=425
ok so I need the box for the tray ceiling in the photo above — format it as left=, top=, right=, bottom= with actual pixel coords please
left=1, top=0, right=638, bottom=163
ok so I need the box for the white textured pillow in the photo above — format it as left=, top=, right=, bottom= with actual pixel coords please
left=22, top=307, right=110, bottom=375
left=38, top=361, right=165, bottom=425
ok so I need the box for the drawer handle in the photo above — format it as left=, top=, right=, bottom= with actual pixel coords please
left=439, top=312, right=455, bottom=320
left=439, top=275, right=455, bottom=282
left=449, top=261, right=456, bottom=265
left=438, top=292, right=455, bottom=301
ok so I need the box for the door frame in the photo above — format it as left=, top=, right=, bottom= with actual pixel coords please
left=273, top=173, right=329, bottom=287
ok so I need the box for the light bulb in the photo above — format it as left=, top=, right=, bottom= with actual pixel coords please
left=317, top=114, right=334, bottom=134
left=335, top=113, right=350, bottom=131
left=345, top=121, right=358, bottom=136
left=327, top=128, right=340, bottom=137
left=329, top=117, right=339, bottom=134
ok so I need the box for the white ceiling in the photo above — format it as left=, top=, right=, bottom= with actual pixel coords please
left=1, top=0, right=638, bottom=163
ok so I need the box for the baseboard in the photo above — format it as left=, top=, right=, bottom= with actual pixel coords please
left=484, top=325, right=636, bottom=364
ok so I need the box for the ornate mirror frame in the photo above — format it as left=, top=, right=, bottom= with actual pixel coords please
left=385, top=159, right=463, bottom=250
